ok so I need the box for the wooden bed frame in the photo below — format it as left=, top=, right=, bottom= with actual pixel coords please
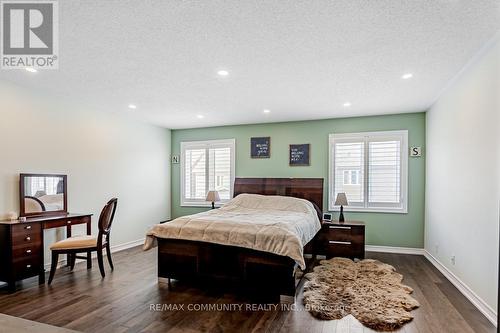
left=157, top=177, right=324, bottom=300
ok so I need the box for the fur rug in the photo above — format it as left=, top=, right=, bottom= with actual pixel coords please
left=303, top=257, right=420, bottom=331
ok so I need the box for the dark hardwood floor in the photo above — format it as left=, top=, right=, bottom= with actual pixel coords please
left=0, top=246, right=495, bottom=333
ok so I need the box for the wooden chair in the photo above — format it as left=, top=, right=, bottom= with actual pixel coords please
left=48, top=198, right=118, bottom=284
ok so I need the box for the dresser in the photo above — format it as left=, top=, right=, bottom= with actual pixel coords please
left=0, top=213, right=92, bottom=292
left=316, top=221, right=365, bottom=259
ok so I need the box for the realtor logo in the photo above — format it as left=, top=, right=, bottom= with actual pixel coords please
left=1, top=0, right=58, bottom=69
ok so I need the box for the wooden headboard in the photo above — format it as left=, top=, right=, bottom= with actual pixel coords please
left=233, top=178, right=324, bottom=217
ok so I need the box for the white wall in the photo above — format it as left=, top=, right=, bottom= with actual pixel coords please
left=0, top=81, right=171, bottom=265
left=426, top=37, right=499, bottom=318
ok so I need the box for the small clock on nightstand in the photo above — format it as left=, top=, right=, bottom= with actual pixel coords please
left=316, top=220, right=365, bottom=259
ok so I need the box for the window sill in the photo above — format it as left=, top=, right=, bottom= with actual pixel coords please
left=328, top=206, right=408, bottom=214
left=181, top=202, right=225, bottom=208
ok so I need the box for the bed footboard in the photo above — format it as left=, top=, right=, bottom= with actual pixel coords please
left=157, top=238, right=298, bottom=298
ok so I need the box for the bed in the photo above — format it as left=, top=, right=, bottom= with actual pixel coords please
left=145, top=177, right=323, bottom=300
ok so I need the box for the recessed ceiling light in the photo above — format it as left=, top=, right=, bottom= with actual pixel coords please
left=402, top=73, right=413, bottom=79
left=217, top=70, right=229, bottom=77
left=25, top=67, right=37, bottom=73
left=128, top=104, right=137, bottom=109
left=197, top=114, right=204, bottom=119
left=343, top=102, right=351, bottom=107
left=263, top=109, right=271, bottom=114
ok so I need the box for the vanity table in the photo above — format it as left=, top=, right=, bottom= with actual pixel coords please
left=0, top=173, right=93, bottom=292
left=0, top=214, right=92, bottom=291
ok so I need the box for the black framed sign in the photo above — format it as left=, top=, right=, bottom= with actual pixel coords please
left=289, top=144, right=310, bottom=166
left=251, top=137, right=271, bottom=158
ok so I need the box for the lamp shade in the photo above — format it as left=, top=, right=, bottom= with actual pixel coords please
left=334, top=193, right=348, bottom=206
left=205, top=190, right=220, bottom=202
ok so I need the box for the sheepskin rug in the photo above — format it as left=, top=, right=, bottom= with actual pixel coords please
left=303, top=257, right=420, bottom=331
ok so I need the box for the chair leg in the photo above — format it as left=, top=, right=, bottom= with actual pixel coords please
left=86, top=251, right=92, bottom=269
left=48, top=252, right=59, bottom=284
left=97, top=249, right=105, bottom=278
left=69, top=254, right=76, bottom=271
left=106, top=243, right=114, bottom=270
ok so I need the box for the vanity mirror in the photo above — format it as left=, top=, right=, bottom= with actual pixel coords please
left=19, top=173, right=67, bottom=217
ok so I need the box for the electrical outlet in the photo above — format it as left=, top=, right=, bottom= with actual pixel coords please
left=451, top=255, right=456, bottom=265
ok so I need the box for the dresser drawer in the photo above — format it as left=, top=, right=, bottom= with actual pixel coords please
left=12, top=256, right=41, bottom=280
left=12, top=244, right=42, bottom=259
left=42, top=216, right=90, bottom=229
left=11, top=223, right=42, bottom=245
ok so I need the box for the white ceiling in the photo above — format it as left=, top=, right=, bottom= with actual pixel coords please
left=1, top=0, right=499, bottom=129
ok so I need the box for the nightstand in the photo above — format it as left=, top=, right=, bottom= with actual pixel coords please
left=316, top=221, right=365, bottom=259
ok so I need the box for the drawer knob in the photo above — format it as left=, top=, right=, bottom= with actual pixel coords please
left=329, top=240, right=352, bottom=245
left=26, top=264, right=31, bottom=268
left=25, top=225, right=32, bottom=230
left=67, top=221, right=71, bottom=224
left=26, top=249, right=32, bottom=254
left=25, top=236, right=31, bottom=241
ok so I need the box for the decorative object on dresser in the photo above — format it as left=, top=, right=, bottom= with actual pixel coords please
left=316, top=220, right=365, bottom=259
left=250, top=137, right=271, bottom=158
left=48, top=198, right=117, bottom=283
left=205, top=190, right=220, bottom=209
left=289, top=144, right=310, bottom=166
left=334, top=192, right=348, bottom=222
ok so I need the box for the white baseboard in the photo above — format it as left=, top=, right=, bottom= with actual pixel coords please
left=365, top=245, right=496, bottom=326
left=44, top=238, right=145, bottom=269
left=109, top=238, right=145, bottom=253
left=365, top=245, right=425, bottom=255
left=424, top=250, right=497, bottom=326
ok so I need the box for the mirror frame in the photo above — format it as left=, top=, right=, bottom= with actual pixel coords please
left=19, top=173, right=68, bottom=217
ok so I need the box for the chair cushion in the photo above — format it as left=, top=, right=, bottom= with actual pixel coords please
left=50, top=235, right=97, bottom=250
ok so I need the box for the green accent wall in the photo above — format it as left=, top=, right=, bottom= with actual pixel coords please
left=171, top=112, right=425, bottom=248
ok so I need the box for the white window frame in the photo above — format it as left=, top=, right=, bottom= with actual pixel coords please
left=180, top=138, right=236, bottom=207
left=329, top=130, right=408, bottom=213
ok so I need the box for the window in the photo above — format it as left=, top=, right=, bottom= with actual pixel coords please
left=29, top=176, right=60, bottom=197
left=343, top=170, right=360, bottom=185
left=329, top=131, right=408, bottom=213
left=181, top=139, right=235, bottom=206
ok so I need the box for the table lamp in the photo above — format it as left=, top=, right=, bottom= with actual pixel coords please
left=335, top=193, right=349, bottom=222
left=205, top=190, right=220, bottom=209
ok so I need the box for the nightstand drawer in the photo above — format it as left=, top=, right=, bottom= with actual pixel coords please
left=325, top=241, right=364, bottom=258
left=316, top=222, right=365, bottom=259
left=322, top=225, right=353, bottom=241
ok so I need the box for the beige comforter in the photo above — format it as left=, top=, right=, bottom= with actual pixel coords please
left=143, top=193, right=321, bottom=269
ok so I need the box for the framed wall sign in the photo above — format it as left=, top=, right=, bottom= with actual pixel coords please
left=410, top=146, right=422, bottom=157
left=289, top=144, right=310, bottom=166
left=251, top=137, right=271, bottom=158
